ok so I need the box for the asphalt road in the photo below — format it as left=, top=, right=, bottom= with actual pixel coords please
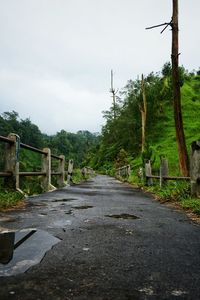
left=0, top=175, right=200, bottom=300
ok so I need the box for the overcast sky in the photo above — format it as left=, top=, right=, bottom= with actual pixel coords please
left=0, top=0, right=199, bottom=134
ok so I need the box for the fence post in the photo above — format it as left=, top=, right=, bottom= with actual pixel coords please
left=145, top=160, right=153, bottom=186
left=160, top=157, right=169, bottom=187
left=41, top=148, right=55, bottom=192
left=127, top=165, right=131, bottom=177
left=4, top=133, right=20, bottom=190
left=67, top=159, right=74, bottom=184
left=190, top=141, right=200, bottom=197
left=56, top=155, right=66, bottom=188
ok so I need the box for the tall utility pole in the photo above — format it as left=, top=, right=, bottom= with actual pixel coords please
left=171, top=0, right=189, bottom=176
left=110, top=70, right=117, bottom=119
left=146, top=0, right=189, bottom=176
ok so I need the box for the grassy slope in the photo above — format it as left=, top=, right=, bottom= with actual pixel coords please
left=152, top=77, right=200, bottom=216
left=151, top=76, right=200, bottom=175
left=129, top=76, right=200, bottom=217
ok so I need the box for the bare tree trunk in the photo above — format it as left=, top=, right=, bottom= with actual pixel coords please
left=140, top=74, right=147, bottom=153
left=111, top=70, right=116, bottom=119
left=171, top=0, right=189, bottom=176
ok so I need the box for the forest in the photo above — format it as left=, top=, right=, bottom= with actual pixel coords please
left=0, top=110, right=99, bottom=168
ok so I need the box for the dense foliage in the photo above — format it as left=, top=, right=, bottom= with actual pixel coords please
left=0, top=111, right=99, bottom=168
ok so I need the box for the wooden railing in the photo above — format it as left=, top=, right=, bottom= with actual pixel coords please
left=0, top=133, right=73, bottom=193
left=144, top=141, right=200, bottom=197
left=114, top=141, right=200, bottom=198
left=144, top=158, right=190, bottom=187
left=116, top=165, right=130, bottom=178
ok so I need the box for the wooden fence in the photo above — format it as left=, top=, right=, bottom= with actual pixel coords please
left=115, top=141, right=200, bottom=197
left=0, top=133, right=74, bottom=193
left=145, top=141, right=200, bottom=197
left=116, top=165, right=130, bottom=179
left=144, top=158, right=190, bottom=187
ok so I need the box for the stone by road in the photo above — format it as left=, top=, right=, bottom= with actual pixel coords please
left=0, top=175, right=200, bottom=300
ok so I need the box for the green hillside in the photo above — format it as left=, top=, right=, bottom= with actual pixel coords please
left=85, top=64, right=200, bottom=178
left=151, top=75, right=200, bottom=174
left=83, top=66, right=200, bottom=215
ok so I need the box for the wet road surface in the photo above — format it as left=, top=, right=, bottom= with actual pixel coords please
left=0, top=175, right=200, bottom=299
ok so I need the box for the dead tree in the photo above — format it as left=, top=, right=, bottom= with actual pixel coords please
left=110, top=70, right=118, bottom=119
left=140, top=74, right=147, bottom=153
left=146, top=0, right=189, bottom=176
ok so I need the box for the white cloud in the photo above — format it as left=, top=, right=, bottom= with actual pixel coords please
left=0, top=68, right=108, bottom=134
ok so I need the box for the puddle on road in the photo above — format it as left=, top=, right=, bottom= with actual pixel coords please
left=72, top=205, right=93, bottom=210
left=105, top=213, right=140, bottom=220
left=0, top=229, right=60, bottom=277
left=52, top=198, right=77, bottom=202
left=28, top=202, right=48, bottom=208
left=65, top=210, right=72, bottom=215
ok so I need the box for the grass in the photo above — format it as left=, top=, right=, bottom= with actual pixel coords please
left=0, top=190, right=25, bottom=211
left=128, top=171, right=200, bottom=217
left=181, top=198, right=200, bottom=215
left=72, top=169, right=85, bottom=183
left=72, top=168, right=94, bottom=184
left=145, top=181, right=200, bottom=217
left=146, top=76, right=200, bottom=175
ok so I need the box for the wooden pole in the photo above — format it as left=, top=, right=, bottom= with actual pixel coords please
left=56, top=155, right=66, bottom=188
left=4, top=134, right=20, bottom=190
left=160, top=157, right=169, bottom=187
left=190, top=141, right=200, bottom=197
left=41, top=148, right=56, bottom=191
left=140, top=74, right=147, bottom=153
left=171, top=0, right=189, bottom=176
left=145, top=160, right=153, bottom=186
left=67, top=159, right=74, bottom=184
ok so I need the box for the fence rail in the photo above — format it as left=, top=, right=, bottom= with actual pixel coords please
left=144, top=142, right=200, bottom=197
left=20, top=142, right=47, bottom=155
left=116, top=165, right=130, bottom=178
left=0, top=172, right=12, bottom=177
left=0, top=133, right=74, bottom=193
left=0, top=135, right=14, bottom=144
left=144, top=157, right=191, bottom=188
